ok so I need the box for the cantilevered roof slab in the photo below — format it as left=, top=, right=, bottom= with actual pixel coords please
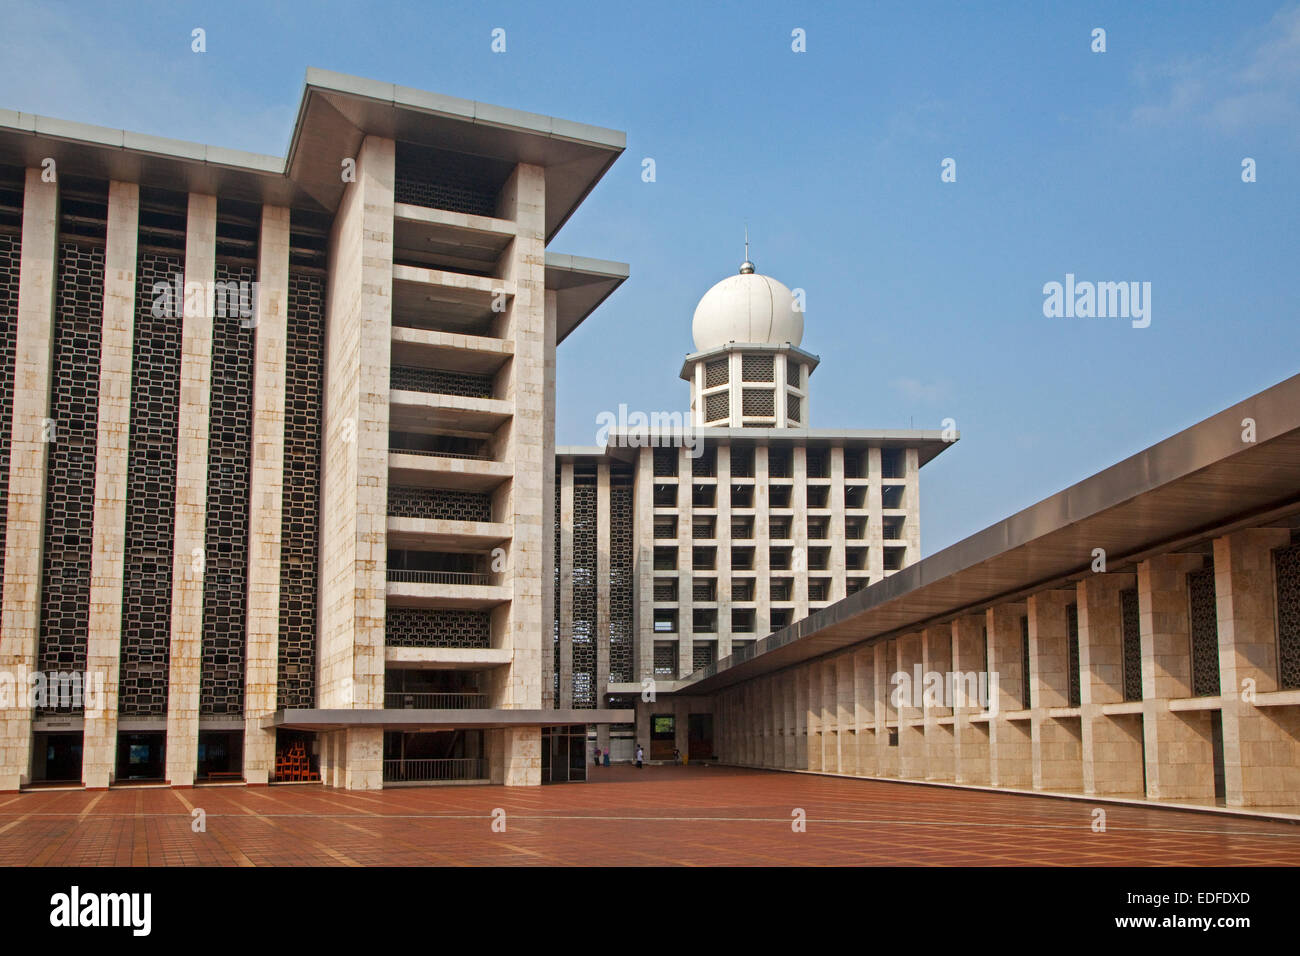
left=287, top=68, right=625, bottom=239
left=545, top=252, right=629, bottom=344
left=677, top=371, right=1300, bottom=696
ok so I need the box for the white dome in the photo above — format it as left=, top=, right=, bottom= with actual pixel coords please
left=691, top=268, right=804, bottom=352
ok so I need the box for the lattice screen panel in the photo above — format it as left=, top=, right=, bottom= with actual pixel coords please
left=387, top=486, right=491, bottom=522
left=571, top=480, right=597, bottom=708
left=1120, top=587, right=1143, bottom=701
left=37, top=242, right=105, bottom=711
left=1187, top=564, right=1221, bottom=697
left=705, top=358, right=728, bottom=388
left=742, top=388, right=774, bottom=417
left=394, top=142, right=502, bottom=216
left=742, top=354, right=774, bottom=382
left=704, top=392, right=729, bottom=422
left=786, top=393, right=801, bottom=424
left=1276, top=543, right=1300, bottom=690
left=200, top=261, right=255, bottom=716
left=119, top=252, right=185, bottom=717
left=277, top=269, right=324, bottom=709
left=1066, top=602, right=1081, bottom=708
left=386, top=608, right=491, bottom=648
left=0, top=229, right=19, bottom=610
left=609, top=483, right=634, bottom=683
left=390, top=364, right=493, bottom=398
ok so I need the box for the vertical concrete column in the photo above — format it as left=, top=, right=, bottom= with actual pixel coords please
left=792, top=446, right=808, bottom=618
left=318, top=136, right=393, bottom=789
left=242, top=204, right=290, bottom=785
left=922, top=625, right=954, bottom=781
left=164, top=193, right=217, bottom=787
left=829, top=447, right=846, bottom=601
left=727, top=352, right=742, bottom=428
left=951, top=616, right=990, bottom=785
left=867, top=446, right=883, bottom=583
left=1078, top=573, right=1144, bottom=796
left=853, top=645, right=874, bottom=775
left=837, top=654, right=855, bottom=774
left=875, top=641, right=895, bottom=776
left=558, top=461, right=574, bottom=707
left=496, top=162, right=546, bottom=786
left=903, top=447, right=921, bottom=561
left=794, top=665, right=808, bottom=768
left=895, top=633, right=926, bottom=778
left=752, top=444, right=768, bottom=638
left=1215, top=529, right=1299, bottom=808
left=986, top=603, right=1032, bottom=788
left=1139, top=553, right=1215, bottom=802
left=716, top=441, right=732, bottom=657
left=675, top=445, right=692, bottom=677
left=1029, top=589, right=1082, bottom=791
left=805, top=661, right=822, bottom=771
left=783, top=671, right=796, bottom=768
left=0, top=170, right=58, bottom=791
left=634, top=447, right=654, bottom=681
left=822, top=659, right=837, bottom=772
left=82, top=182, right=139, bottom=790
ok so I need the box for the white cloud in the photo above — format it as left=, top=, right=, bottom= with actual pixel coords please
left=1132, top=3, right=1300, bottom=134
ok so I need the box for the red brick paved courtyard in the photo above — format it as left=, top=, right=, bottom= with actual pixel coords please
left=1, top=765, right=1298, bottom=866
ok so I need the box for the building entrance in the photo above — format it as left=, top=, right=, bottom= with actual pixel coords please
left=688, top=713, right=714, bottom=760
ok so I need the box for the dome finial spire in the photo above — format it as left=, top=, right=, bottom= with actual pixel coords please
left=740, top=225, right=755, bottom=274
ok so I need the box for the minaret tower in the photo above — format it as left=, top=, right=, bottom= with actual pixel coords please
left=681, top=242, right=819, bottom=428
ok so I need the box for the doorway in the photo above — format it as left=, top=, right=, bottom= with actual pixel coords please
left=650, top=714, right=675, bottom=761
left=31, top=733, right=83, bottom=783
left=688, top=713, right=714, bottom=761
left=115, top=732, right=165, bottom=782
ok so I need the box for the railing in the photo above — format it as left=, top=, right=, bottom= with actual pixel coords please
left=384, top=692, right=487, bottom=709
left=389, top=446, right=490, bottom=461
left=383, top=757, right=488, bottom=783
left=386, top=569, right=492, bottom=586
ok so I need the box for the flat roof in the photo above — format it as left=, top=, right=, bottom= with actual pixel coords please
left=675, top=370, right=1300, bottom=696
left=0, top=67, right=625, bottom=242
left=558, top=429, right=957, bottom=466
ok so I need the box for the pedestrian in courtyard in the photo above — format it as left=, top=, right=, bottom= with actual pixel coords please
left=635, top=744, right=644, bottom=768
left=603, top=748, right=610, bottom=767
left=593, top=741, right=601, bottom=768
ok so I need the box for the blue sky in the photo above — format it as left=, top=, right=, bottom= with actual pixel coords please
left=3, top=1, right=1297, bottom=555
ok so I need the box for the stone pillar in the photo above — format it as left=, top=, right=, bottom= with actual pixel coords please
left=792, top=446, right=808, bottom=619
left=867, top=447, right=883, bottom=583
left=836, top=654, right=856, bottom=775
left=242, top=205, right=290, bottom=784
left=951, top=615, right=990, bottom=785
left=163, top=193, right=217, bottom=787
left=541, top=290, right=557, bottom=710
left=829, top=446, right=846, bottom=602
left=921, top=625, right=954, bottom=780
left=1029, top=589, right=1082, bottom=791
left=0, top=170, right=58, bottom=791
left=716, top=441, right=733, bottom=658
left=853, top=645, right=874, bottom=776
left=634, top=447, right=654, bottom=683
left=675, top=445, right=692, bottom=677
left=1078, top=573, right=1145, bottom=796
left=875, top=641, right=897, bottom=776
left=496, top=162, right=547, bottom=784
left=82, top=181, right=139, bottom=789
left=1214, top=529, right=1300, bottom=808
left=986, top=603, right=1032, bottom=788
left=1139, top=553, right=1216, bottom=802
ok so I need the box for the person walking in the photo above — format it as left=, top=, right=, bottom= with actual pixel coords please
left=593, top=741, right=601, bottom=768
left=603, top=748, right=610, bottom=767
left=635, top=744, right=644, bottom=769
